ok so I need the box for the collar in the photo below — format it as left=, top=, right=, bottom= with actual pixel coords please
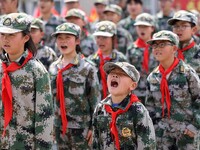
left=179, top=38, right=194, bottom=49
left=56, top=54, right=80, bottom=69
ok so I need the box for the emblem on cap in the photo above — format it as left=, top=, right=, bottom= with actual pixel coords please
left=3, top=18, right=11, bottom=26
left=60, top=25, right=66, bottom=30
left=122, top=127, right=132, bottom=137
left=99, top=25, right=106, bottom=31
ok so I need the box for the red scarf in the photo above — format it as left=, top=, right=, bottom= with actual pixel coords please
left=56, top=63, right=74, bottom=135
left=159, top=58, right=179, bottom=118
left=177, top=41, right=195, bottom=60
left=2, top=51, right=33, bottom=137
left=97, top=49, right=111, bottom=99
left=134, top=38, right=149, bottom=73
left=105, top=94, right=140, bottom=150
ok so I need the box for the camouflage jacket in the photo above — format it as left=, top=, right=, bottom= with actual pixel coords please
left=88, top=49, right=127, bottom=99
left=146, top=60, right=200, bottom=146
left=40, top=14, right=65, bottom=50
left=116, top=26, right=133, bottom=55
left=0, top=50, right=53, bottom=149
left=35, top=42, right=58, bottom=71
left=92, top=94, right=156, bottom=150
left=127, top=42, right=158, bottom=103
left=178, top=39, right=200, bottom=77
left=49, top=54, right=100, bottom=130
left=80, top=30, right=98, bottom=57
left=118, top=16, right=137, bottom=41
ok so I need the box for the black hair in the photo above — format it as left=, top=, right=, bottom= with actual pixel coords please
left=112, top=35, right=118, bottom=50
left=127, top=0, right=143, bottom=5
left=76, top=44, right=82, bottom=54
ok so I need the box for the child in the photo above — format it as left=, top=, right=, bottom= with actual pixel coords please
left=168, top=10, right=200, bottom=77
left=92, top=62, right=156, bottom=150
left=49, top=22, right=101, bottom=149
left=30, top=18, right=58, bottom=70
left=0, top=13, right=53, bottom=149
left=127, top=12, right=158, bottom=104
left=88, top=20, right=127, bottom=100
left=146, top=30, right=200, bottom=149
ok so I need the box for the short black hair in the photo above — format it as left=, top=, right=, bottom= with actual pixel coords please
left=127, top=0, right=143, bottom=5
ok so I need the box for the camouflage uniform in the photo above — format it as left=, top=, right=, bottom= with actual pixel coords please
left=0, top=13, right=53, bottom=150
left=93, top=62, right=156, bottom=150
left=104, top=4, right=133, bottom=55
left=168, top=10, right=200, bottom=77
left=50, top=22, right=101, bottom=150
left=146, top=31, right=200, bottom=149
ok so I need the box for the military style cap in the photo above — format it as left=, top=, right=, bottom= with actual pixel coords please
left=65, top=8, right=86, bottom=22
left=0, top=13, right=32, bottom=34
left=51, top=22, right=81, bottom=38
left=31, top=18, right=44, bottom=31
left=168, top=10, right=198, bottom=25
left=104, top=4, right=122, bottom=16
left=64, top=0, right=79, bottom=3
left=147, top=30, right=179, bottom=46
left=104, top=62, right=140, bottom=82
left=94, top=0, right=108, bottom=5
left=134, top=13, right=155, bottom=26
left=93, top=20, right=116, bottom=37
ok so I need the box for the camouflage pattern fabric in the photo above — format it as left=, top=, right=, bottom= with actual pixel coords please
left=88, top=49, right=127, bottom=99
left=118, top=16, right=137, bottom=41
left=35, top=43, right=58, bottom=71
left=49, top=54, right=101, bottom=149
left=0, top=50, right=54, bottom=149
left=92, top=94, right=156, bottom=150
left=126, top=44, right=158, bottom=104
left=146, top=60, right=200, bottom=149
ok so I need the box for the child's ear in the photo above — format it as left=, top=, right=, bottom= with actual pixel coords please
left=192, top=26, right=198, bottom=34
left=172, top=45, right=178, bottom=54
left=130, top=82, right=137, bottom=91
left=75, top=38, right=80, bottom=45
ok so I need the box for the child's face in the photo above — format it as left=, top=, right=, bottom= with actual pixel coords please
left=30, top=28, right=44, bottom=45
left=96, top=36, right=113, bottom=54
left=56, top=33, right=78, bottom=56
left=104, top=12, right=121, bottom=24
left=127, top=1, right=142, bottom=17
left=66, top=16, right=85, bottom=29
left=172, top=21, right=196, bottom=42
left=136, top=25, right=154, bottom=41
left=1, top=32, right=29, bottom=56
left=39, top=0, right=54, bottom=14
left=152, top=40, right=176, bottom=62
left=107, top=68, right=136, bottom=96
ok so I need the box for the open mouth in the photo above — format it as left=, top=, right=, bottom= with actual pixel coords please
left=141, top=32, right=145, bottom=36
left=111, top=80, right=118, bottom=88
left=61, top=45, right=68, bottom=49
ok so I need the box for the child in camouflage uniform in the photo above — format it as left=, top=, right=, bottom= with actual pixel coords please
left=88, top=21, right=127, bottom=100
left=168, top=10, right=200, bottom=77
left=0, top=13, right=53, bottom=149
left=49, top=22, right=101, bottom=150
left=146, top=30, right=200, bottom=149
left=92, top=62, right=156, bottom=150
left=30, top=18, right=58, bottom=70
left=127, top=13, right=158, bottom=104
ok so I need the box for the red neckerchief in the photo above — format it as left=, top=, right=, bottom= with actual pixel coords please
left=56, top=63, right=74, bottom=135
left=177, top=41, right=195, bottom=60
left=159, top=58, right=179, bottom=118
left=134, top=38, right=149, bottom=73
left=2, top=51, right=33, bottom=137
left=105, top=94, right=140, bottom=150
left=97, top=49, right=111, bottom=99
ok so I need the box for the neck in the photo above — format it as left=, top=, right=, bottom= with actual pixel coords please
left=41, top=12, right=52, bottom=21
left=130, top=14, right=137, bottom=20
left=163, top=9, right=171, bottom=16
left=141, top=37, right=151, bottom=43
left=62, top=51, right=77, bottom=64
left=111, top=94, right=128, bottom=104
left=101, top=49, right=112, bottom=56
left=8, top=50, right=24, bottom=62
left=160, top=57, right=175, bottom=70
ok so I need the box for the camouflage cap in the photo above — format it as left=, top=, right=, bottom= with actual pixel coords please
left=65, top=8, right=86, bottom=22
left=104, top=62, right=140, bottom=82
left=94, top=0, right=108, bottom=5
left=104, top=4, right=122, bottom=16
left=134, top=13, right=155, bottom=26
left=93, top=20, right=116, bottom=37
left=51, top=22, right=81, bottom=38
left=147, top=30, right=179, bottom=46
left=64, top=0, right=79, bottom=3
left=168, top=10, right=198, bottom=25
left=31, top=18, right=44, bottom=31
left=0, top=13, right=32, bottom=34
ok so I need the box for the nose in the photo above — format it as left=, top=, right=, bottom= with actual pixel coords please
left=112, top=74, right=118, bottom=78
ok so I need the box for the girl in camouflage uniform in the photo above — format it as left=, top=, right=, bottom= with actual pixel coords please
left=0, top=13, right=53, bottom=149
left=49, top=22, right=100, bottom=150
left=146, top=30, right=200, bottom=149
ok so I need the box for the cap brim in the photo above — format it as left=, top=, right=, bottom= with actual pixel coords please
left=93, top=31, right=113, bottom=37
left=147, top=38, right=172, bottom=45
left=0, top=26, right=22, bottom=34
left=64, top=0, right=78, bottom=2
left=168, top=18, right=190, bottom=25
left=31, top=25, right=40, bottom=29
left=134, top=21, right=153, bottom=26
left=51, top=31, right=77, bottom=37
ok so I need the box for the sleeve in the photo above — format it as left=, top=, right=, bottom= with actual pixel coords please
left=34, top=67, right=54, bottom=149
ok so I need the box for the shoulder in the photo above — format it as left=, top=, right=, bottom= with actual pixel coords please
left=27, top=58, right=48, bottom=75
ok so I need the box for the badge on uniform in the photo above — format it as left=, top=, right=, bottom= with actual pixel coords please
left=122, top=127, right=132, bottom=138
